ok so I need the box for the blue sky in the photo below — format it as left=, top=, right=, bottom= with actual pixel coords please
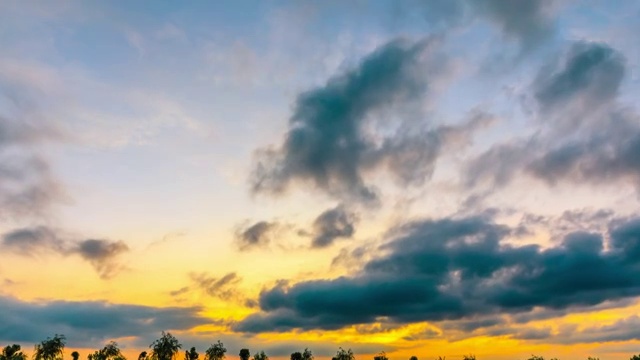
left=2, top=1, right=640, bottom=359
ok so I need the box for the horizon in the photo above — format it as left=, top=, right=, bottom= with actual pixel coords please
left=1, top=1, right=640, bottom=360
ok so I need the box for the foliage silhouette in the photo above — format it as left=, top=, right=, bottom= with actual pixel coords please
left=238, top=350, right=250, bottom=360
left=1, top=344, right=27, bottom=360
left=90, top=342, right=125, bottom=360
left=373, top=352, right=387, bottom=360
left=462, top=355, right=476, bottom=360
left=251, top=352, right=267, bottom=360
left=204, top=341, right=226, bottom=360
left=149, top=332, right=182, bottom=360
left=332, top=348, right=354, bottom=360
left=185, top=348, right=199, bottom=360
left=33, top=335, right=66, bottom=360
left=409, top=356, right=417, bottom=360
left=138, top=352, right=147, bottom=360
left=71, top=352, right=79, bottom=360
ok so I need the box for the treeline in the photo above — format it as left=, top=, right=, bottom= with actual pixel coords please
left=1, top=333, right=640, bottom=360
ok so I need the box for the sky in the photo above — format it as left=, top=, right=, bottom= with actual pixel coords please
left=1, top=0, right=640, bottom=359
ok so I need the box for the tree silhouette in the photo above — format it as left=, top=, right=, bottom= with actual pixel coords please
left=462, top=355, right=476, bottom=360
left=1, top=344, right=27, bottom=360
left=409, top=356, right=418, bottom=360
left=290, top=352, right=302, bottom=360
left=238, top=350, right=250, bottom=360
left=138, top=352, right=148, bottom=360
left=90, top=342, right=125, bottom=360
left=204, top=341, right=226, bottom=360
left=373, top=352, right=387, bottom=360
left=33, top=335, right=66, bottom=360
left=301, top=349, right=312, bottom=360
left=631, top=355, right=640, bottom=360
left=251, top=352, right=267, bottom=360
left=150, top=332, right=182, bottom=360
left=332, top=349, right=354, bottom=360
left=71, top=352, right=79, bottom=360
left=185, top=348, right=199, bottom=360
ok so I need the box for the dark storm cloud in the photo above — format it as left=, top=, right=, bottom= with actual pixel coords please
left=1, top=226, right=129, bottom=279
left=250, top=38, right=454, bottom=203
left=0, top=295, right=208, bottom=346
left=234, top=215, right=640, bottom=333
left=235, top=221, right=277, bottom=250
left=311, top=205, right=356, bottom=248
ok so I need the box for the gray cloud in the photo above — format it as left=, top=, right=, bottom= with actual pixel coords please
left=0, top=295, right=209, bottom=347
left=534, top=41, right=625, bottom=114
left=466, top=42, right=640, bottom=193
left=310, top=205, right=357, bottom=248
left=1, top=226, right=65, bottom=255
left=234, top=215, right=640, bottom=333
left=190, top=272, right=242, bottom=301
left=1, top=226, right=129, bottom=279
left=250, top=38, right=454, bottom=203
left=235, top=221, right=277, bottom=251
left=473, top=0, right=555, bottom=48
left=0, top=116, right=63, bottom=220
left=72, top=239, right=130, bottom=280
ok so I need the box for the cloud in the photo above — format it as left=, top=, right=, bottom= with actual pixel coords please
left=235, top=221, right=278, bottom=251
left=310, top=205, right=357, bottom=248
left=466, top=41, right=640, bottom=193
left=234, top=215, right=640, bottom=333
left=1, top=226, right=129, bottom=279
left=1, top=226, right=65, bottom=255
left=190, top=272, right=242, bottom=301
left=250, top=37, right=455, bottom=203
left=0, top=116, right=63, bottom=220
left=533, top=41, right=626, bottom=125
left=0, top=295, right=209, bottom=346
left=72, top=239, right=130, bottom=280
left=473, top=0, right=556, bottom=48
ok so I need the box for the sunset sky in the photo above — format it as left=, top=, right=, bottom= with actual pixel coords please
left=1, top=1, right=640, bottom=359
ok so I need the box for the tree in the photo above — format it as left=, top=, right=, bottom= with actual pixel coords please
left=290, top=353, right=302, bottom=360
left=91, top=342, right=125, bottom=360
left=301, top=349, right=312, bottom=360
left=204, top=341, right=226, bottom=360
left=1, top=344, right=27, bottom=360
left=33, top=334, right=66, bottom=360
left=631, top=355, right=640, bottom=360
left=150, top=332, right=182, bottom=360
left=409, top=357, right=418, bottom=360
left=462, top=356, right=476, bottom=360
left=71, top=352, right=79, bottom=360
left=238, top=350, right=250, bottom=360
left=373, top=352, right=387, bottom=360
left=251, top=352, right=267, bottom=360
left=332, top=349, right=354, bottom=360
left=527, top=356, right=544, bottom=360
left=185, top=348, right=199, bottom=360
left=138, top=352, right=148, bottom=360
